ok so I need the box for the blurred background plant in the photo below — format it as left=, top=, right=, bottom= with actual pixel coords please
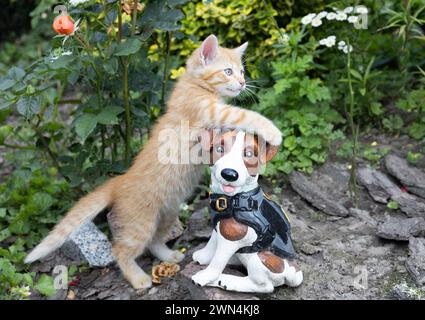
left=0, top=0, right=424, bottom=299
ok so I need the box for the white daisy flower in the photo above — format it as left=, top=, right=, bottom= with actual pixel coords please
left=301, top=13, right=316, bottom=25
left=317, top=11, right=328, bottom=19
left=319, top=38, right=327, bottom=46
left=335, top=11, right=348, bottom=21
left=355, top=6, right=368, bottom=14
left=344, top=6, right=354, bottom=14
left=326, top=12, right=337, bottom=20
left=337, top=40, right=346, bottom=49
left=69, top=0, right=89, bottom=6
left=279, top=33, right=289, bottom=43
left=311, top=18, right=323, bottom=27
left=347, top=16, right=358, bottom=23
left=342, top=45, right=353, bottom=54
left=319, top=35, right=336, bottom=48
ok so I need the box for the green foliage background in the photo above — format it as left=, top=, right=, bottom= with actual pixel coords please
left=0, top=0, right=424, bottom=299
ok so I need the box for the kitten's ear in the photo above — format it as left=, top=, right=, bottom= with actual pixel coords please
left=199, top=35, right=218, bottom=65
left=234, top=42, right=248, bottom=57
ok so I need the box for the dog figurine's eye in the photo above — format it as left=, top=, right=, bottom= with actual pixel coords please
left=244, top=150, right=254, bottom=158
left=216, top=145, right=225, bottom=153
left=224, top=68, right=233, bottom=76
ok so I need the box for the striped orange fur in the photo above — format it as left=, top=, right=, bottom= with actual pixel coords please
left=25, top=35, right=282, bottom=289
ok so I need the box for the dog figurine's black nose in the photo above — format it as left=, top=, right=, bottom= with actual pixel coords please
left=221, top=168, right=239, bottom=182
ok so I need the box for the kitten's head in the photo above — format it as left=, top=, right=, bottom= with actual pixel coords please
left=186, top=34, right=248, bottom=98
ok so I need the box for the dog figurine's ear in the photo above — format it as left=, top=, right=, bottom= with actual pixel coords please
left=258, top=136, right=280, bottom=164
left=265, top=144, right=279, bottom=162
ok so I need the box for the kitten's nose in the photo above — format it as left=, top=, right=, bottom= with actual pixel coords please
left=239, top=79, right=245, bottom=87
left=221, top=168, right=239, bottom=182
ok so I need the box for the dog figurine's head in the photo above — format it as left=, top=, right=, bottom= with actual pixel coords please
left=200, top=129, right=279, bottom=196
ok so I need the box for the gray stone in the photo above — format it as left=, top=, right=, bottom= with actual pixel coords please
left=164, top=218, right=184, bottom=243
left=377, top=217, right=425, bottom=241
left=179, top=261, right=259, bottom=300
left=390, top=281, right=425, bottom=300
left=357, top=167, right=425, bottom=217
left=349, top=208, right=378, bottom=227
left=60, top=222, right=115, bottom=267
left=289, top=169, right=349, bottom=217
left=385, top=154, right=425, bottom=199
left=186, top=208, right=212, bottom=240
left=406, top=237, right=425, bottom=286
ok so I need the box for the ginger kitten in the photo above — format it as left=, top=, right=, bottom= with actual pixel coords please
left=25, top=35, right=282, bottom=289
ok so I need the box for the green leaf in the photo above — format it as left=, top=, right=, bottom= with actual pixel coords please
left=283, top=136, right=297, bottom=151
left=103, top=58, right=119, bottom=75
left=350, top=69, right=362, bottom=80
left=96, top=106, right=122, bottom=125
left=17, top=96, right=41, bottom=118
left=8, top=67, right=25, bottom=81
left=114, top=38, right=142, bottom=56
left=166, top=0, right=190, bottom=5
left=0, top=208, right=6, bottom=218
left=75, top=114, right=98, bottom=142
left=387, top=200, right=399, bottom=210
left=31, top=192, right=55, bottom=212
left=274, top=79, right=293, bottom=94
left=370, top=102, right=383, bottom=115
left=0, top=79, right=15, bottom=91
left=0, top=228, right=11, bottom=242
left=49, top=55, right=75, bottom=70
left=34, top=274, right=56, bottom=297
left=408, top=122, right=425, bottom=140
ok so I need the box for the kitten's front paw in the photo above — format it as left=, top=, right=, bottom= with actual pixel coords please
left=191, top=269, right=220, bottom=287
left=166, top=250, right=185, bottom=263
left=262, top=125, right=282, bottom=146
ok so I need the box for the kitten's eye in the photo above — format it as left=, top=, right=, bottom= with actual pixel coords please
left=244, top=150, right=254, bottom=158
left=224, top=68, right=233, bottom=76
left=216, top=145, right=225, bottom=153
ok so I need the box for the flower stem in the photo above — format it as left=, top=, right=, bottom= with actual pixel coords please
left=346, top=41, right=359, bottom=207
left=160, top=31, right=172, bottom=109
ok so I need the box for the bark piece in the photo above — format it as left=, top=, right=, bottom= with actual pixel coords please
left=406, top=237, right=425, bottom=286
left=385, top=154, right=425, bottom=199
left=377, top=217, right=425, bottom=241
left=289, top=171, right=349, bottom=217
left=357, top=167, right=425, bottom=217
left=186, top=208, right=212, bottom=240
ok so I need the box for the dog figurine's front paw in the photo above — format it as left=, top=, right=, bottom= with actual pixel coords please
left=192, top=248, right=213, bottom=265
left=191, top=269, right=220, bottom=286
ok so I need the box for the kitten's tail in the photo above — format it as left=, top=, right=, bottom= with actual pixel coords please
left=24, top=179, right=115, bottom=264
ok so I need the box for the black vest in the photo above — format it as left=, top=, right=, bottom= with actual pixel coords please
left=209, top=187, right=296, bottom=259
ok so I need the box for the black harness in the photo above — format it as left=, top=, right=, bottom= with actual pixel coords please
left=209, top=187, right=296, bottom=259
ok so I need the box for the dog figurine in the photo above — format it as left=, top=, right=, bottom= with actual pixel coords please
left=191, top=129, right=303, bottom=293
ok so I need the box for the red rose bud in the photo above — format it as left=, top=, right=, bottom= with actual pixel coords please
left=53, top=14, right=75, bottom=35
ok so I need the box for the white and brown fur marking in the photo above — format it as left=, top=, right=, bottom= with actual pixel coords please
left=192, top=130, right=303, bottom=293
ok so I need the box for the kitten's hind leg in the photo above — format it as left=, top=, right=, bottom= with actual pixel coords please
left=113, top=240, right=153, bottom=290
left=148, top=213, right=184, bottom=263
left=111, top=207, right=159, bottom=290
